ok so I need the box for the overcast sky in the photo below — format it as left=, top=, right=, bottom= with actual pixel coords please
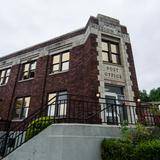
left=0, top=0, right=159, bottom=92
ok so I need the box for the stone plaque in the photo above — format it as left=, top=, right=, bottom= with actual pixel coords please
left=91, top=23, right=121, bottom=37
left=103, top=64, right=125, bottom=82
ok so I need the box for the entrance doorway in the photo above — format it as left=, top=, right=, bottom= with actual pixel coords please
left=104, top=85, right=124, bottom=125
left=105, top=92, right=120, bottom=124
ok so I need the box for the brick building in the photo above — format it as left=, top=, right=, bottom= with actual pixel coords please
left=0, top=14, right=139, bottom=124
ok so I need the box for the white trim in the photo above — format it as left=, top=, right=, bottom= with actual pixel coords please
left=49, top=70, right=69, bottom=76
left=11, top=119, right=24, bottom=122
left=18, top=78, right=34, bottom=83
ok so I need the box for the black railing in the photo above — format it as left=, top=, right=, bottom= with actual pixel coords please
left=0, top=94, right=160, bottom=159
left=86, top=101, right=160, bottom=126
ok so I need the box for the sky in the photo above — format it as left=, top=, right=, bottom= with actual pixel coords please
left=0, top=0, right=160, bottom=92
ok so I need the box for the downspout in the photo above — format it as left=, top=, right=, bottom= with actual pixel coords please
left=41, top=54, right=49, bottom=109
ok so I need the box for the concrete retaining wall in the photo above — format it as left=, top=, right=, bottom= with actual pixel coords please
left=3, top=124, right=121, bottom=160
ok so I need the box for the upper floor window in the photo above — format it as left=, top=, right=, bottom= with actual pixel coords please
left=13, top=96, right=31, bottom=120
left=21, top=61, right=37, bottom=80
left=102, top=41, right=121, bottom=64
left=51, top=51, right=70, bottom=73
left=0, top=68, right=11, bottom=85
left=48, top=91, right=68, bottom=116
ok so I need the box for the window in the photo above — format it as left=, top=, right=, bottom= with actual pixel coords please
left=51, top=51, right=70, bottom=73
left=21, top=61, right=36, bottom=80
left=102, top=41, right=121, bottom=64
left=48, top=91, right=68, bottom=116
left=105, top=85, right=123, bottom=95
left=13, top=97, right=30, bottom=120
left=0, top=68, right=11, bottom=85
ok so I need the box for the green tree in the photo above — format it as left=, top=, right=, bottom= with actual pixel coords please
left=140, top=87, right=160, bottom=102
left=149, top=87, right=160, bottom=101
left=140, top=90, right=149, bottom=102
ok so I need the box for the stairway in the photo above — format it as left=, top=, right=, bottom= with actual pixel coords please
left=0, top=94, right=151, bottom=159
left=0, top=96, right=58, bottom=159
left=0, top=94, right=100, bottom=159
left=2, top=124, right=121, bottom=160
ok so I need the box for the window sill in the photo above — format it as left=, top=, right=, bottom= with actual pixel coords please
left=49, top=70, right=69, bottom=76
left=18, top=78, right=34, bottom=83
left=0, top=84, right=7, bottom=87
left=103, top=61, right=123, bottom=67
left=12, top=119, right=24, bottom=122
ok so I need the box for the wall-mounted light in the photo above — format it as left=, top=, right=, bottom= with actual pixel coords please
left=96, top=92, right=101, bottom=98
left=137, top=98, right=141, bottom=102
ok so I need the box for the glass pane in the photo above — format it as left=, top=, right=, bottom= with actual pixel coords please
left=48, top=105, right=55, bottom=116
left=4, top=77, right=9, bottom=84
left=111, top=44, right=117, bottom=53
left=16, top=98, right=23, bottom=109
left=24, top=63, right=30, bottom=72
left=58, top=91, right=67, bottom=101
left=6, top=69, right=11, bottom=76
left=53, top=55, right=60, bottom=64
left=31, top=61, right=36, bottom=70
left=15, top=108, right=21, bottom=119
left=0, top=78, right=3, bottom=84
left=53, top=64, right=59, bottom=72
left=102, top=52, right=109, bottom=61
left=22, top=108, right=29, bottom=118
left=58, top=91, right=67, bottom=116
left=1, top=70, right=5, bottom=78
left=102, top=42, right=108, bottom=51
left=105, top=85, right=123, bottom=95
left=48, top=93, right=56, bottom=105
left=62, top=62, right=69, bottom=71
left=105, top=95, right=116, bottom=105
left=62, top=52, right=70, bottom=62
left=58, top=104, right=67, bottom=116
left=23, top=72, right=29, bottom=79
left=112, top=54, right=118, bottom=64
left=24, top=97, right=30, bottom=107
left=30, top=71, right=35, bottom=78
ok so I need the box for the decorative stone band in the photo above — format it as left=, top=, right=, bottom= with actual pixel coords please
left=0, top=15, right=130, bottom=70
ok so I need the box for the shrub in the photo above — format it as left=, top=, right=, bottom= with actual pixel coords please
left=102, top=122, right=160, bottom=160
left=101, top=139, right=134, bottom=160
left=135, top=140, right=160, bottom=160
left=25, top=116, right=55, bottom=141
left=131, top=123, right=151, bottom=144
left=121, top=120, right=132, bottom=143
left=150, top=127, right=160, bottom=140
left=101, top=139, right=160, bottom=160
left=121, top=122, right=152, bottom=144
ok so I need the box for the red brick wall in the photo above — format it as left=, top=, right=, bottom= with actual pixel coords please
left=0, top=65, right=19, bottom=120
left=0, top=34, right=99, bottom=122
left=126, top=43, right=139, bottom=100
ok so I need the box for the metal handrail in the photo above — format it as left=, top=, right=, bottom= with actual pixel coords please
left=0, top=95, right=58, bottom=159
left=0, top=94, right=160, bottom=159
